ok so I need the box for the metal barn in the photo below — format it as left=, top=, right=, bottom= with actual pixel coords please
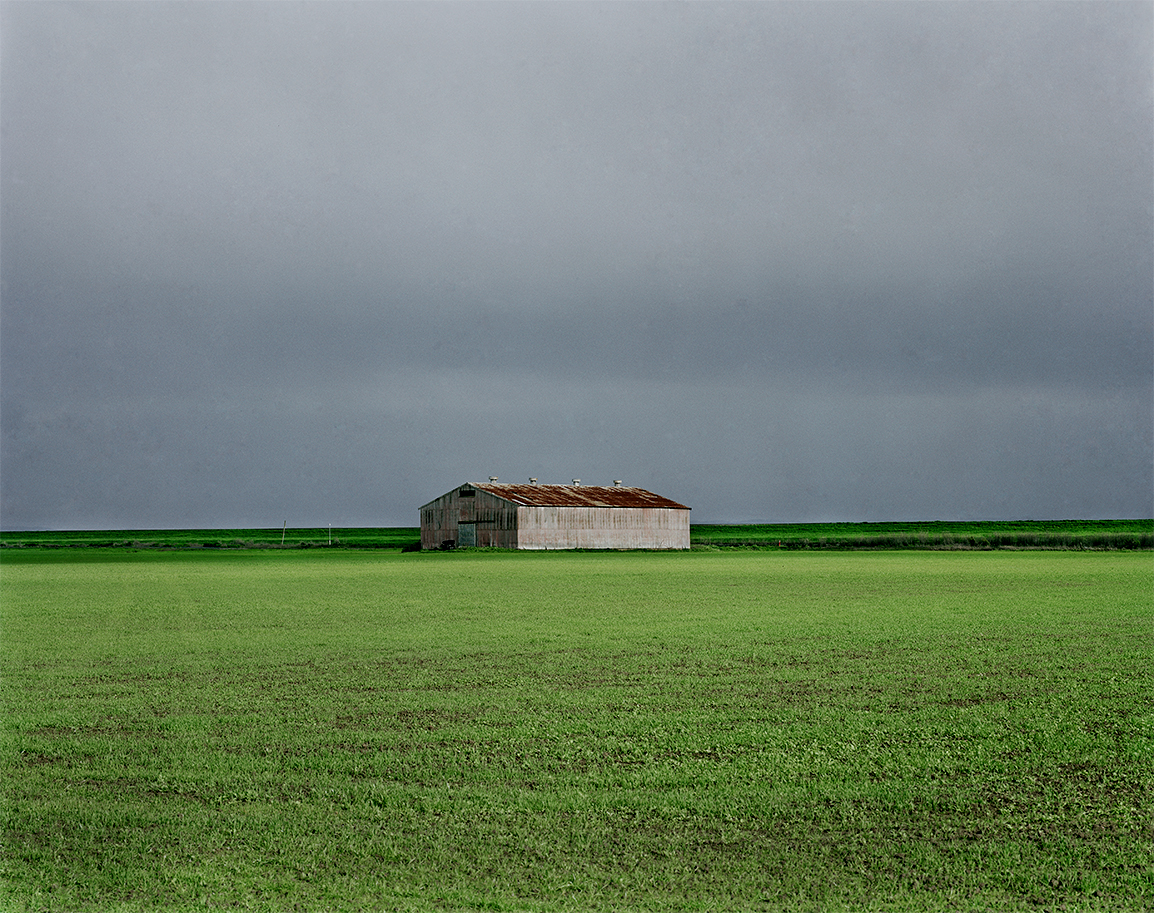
left=419, top=481, right=691, bottom=550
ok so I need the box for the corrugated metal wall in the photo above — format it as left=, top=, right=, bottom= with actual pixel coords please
left=516, top=506, right=690, bottom=550
left=420, top=486, right=519, bottom=549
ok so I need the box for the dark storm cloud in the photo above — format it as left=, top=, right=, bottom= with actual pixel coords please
left=2, top=1, right=1150, bottom=528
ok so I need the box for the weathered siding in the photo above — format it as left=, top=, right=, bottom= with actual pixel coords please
left=515, top=506, right=690, bottom=550
left=420, top=482, right=690, bottom=550
left=420, top=486, right=519, bottom=549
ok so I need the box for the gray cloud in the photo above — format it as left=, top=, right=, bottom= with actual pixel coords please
left=2, top=1, right=1150, bottom=528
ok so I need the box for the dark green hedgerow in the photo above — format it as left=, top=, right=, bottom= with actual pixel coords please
left=691, top=519, right=1153, bottom=550
left=0, top=527, right=422, bottom=550
left=720, top=531, right=1153, bottom=550
left=1, top=520, right=1150, bottom=551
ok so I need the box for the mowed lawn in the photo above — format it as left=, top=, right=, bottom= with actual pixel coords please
left=2, top=549, right=1151, bottom=911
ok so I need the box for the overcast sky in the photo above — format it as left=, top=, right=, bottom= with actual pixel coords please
left=2, top=1, right=1151, bottom=529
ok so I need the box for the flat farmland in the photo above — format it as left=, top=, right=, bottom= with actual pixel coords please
left=2, top=550, right=1151, bottom=911
left=1, top=518, right=1150, bottom=551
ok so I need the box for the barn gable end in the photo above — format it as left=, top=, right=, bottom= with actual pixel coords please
left=419, top=484, right=519, bottom=550
left=419, top=482, right=690, bottom=550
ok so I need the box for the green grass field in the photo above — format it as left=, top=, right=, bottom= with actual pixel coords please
left=2, top=549, right=1151, bottom=911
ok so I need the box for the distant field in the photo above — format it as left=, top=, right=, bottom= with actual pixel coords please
left=2, top=549, right=1150, bottom=911
left=692, top=518, right=1154, bottom=550
left=0, top=526, right=421, bottom=550
left=1, top=518, right=1150, bottom=550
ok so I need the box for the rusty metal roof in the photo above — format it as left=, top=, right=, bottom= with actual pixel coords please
left=470, top=483, right=689, bottom=510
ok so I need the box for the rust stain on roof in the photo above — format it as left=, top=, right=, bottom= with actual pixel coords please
left=472, top=483, right=690, bottom=510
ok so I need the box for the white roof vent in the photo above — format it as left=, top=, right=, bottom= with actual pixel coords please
left=489, top=476, right=498, bottom=482
left=613, top=480, right=622, bottom=486
left=572, top=479, right=581, bottom=486
left=529, top=478, right=538, bottom=484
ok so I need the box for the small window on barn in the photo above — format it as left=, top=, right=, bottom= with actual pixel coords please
left=460, top=488, right=475, bottom=498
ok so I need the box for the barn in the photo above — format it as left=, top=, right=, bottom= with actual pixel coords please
left=419, top=480, right=691, bottom=550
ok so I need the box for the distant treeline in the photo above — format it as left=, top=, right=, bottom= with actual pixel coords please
left=1, top=519, right=1150, bottom=551
left=692, top=519, right=1153, bottom=550
left=0, top=527, right=421, bottom=550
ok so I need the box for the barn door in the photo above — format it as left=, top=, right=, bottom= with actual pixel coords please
left=458, top=522, right=476, bottom=547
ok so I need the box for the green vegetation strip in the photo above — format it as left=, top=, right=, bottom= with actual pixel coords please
left=2, top=550, right=1151, bottom=911
left=692, top=519, right=1153, bottom=550
left=1, top=519, right=1150, bottom=550
left=0, top=527, right=421, bottom=550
